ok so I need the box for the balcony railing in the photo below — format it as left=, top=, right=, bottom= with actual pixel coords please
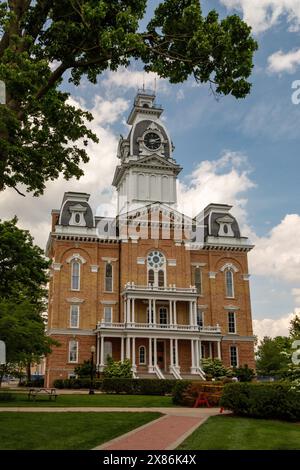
left=123, top=282, right=197, bottom=294
left=96, top=321, right=221, bottom=334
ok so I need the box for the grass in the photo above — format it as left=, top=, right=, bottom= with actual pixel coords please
left=0, top=412, right=161, bottom=450
left=177, top=415, right=300, bottom=450
left=0, top=392, right=174, bottom=407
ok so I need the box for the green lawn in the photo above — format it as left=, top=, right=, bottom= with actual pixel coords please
left=178, top=415, right=300, bottom=450
left=0, top=392, right=174, bottom=407
left=0, top=412, right=161, bottom=450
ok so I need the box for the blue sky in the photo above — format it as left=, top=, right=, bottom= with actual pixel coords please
left=2, top=0, right=300, bottom=339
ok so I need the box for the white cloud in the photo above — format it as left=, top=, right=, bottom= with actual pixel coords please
left=102, top=67, right=169, bottom=94
left=221, top=0, right=300, bottom=33
left=178, top=151, right=256, bottom=222
left=268, top=48, right=300, bottom=73
left=253, top=309, right=300, bottom=340
left=249, top=214, right=300, bottom=282
left=292, top=287, right=300, bottom=303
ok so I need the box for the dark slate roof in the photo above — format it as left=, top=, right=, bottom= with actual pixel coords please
left=59, top=200, right=94, bottom=228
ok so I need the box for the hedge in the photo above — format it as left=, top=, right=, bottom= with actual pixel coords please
left=172, top=381, right=224, bottom=406
left=220, top=382, right=300, bottom=421
left=53, top=378, right=179, bottom=395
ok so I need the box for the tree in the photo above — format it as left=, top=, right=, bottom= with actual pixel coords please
left=233, top=364, right=255, bottom=382
left=0, top=218, right=57, bottom=383
left=255, top=336, right=292, bottom=376
left=201, top=358, right=231, bottom=378
left=0, top=0, right=258, bottom=195
left=0, top=217, right=49, bottom=305
left=289, top=314, right=300, bottom=340
left=74, top=359, right=96, bottom=378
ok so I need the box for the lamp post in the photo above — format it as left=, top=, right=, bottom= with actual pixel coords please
left=89, top=345, right=96, bottom=395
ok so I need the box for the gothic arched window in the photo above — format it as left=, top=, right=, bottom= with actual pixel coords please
left=225, top=269, right=234, bottom=298
left=148, top=269, right=154, bottom=286
left=105, top=263, right=113, bottom=292
left=71, top=261, right=80, bottom=290
left=158, top=270, right=165, bottom=287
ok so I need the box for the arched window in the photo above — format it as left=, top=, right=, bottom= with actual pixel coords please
left=194, top=267, right=202, bottom=294
left=158, top=270, right=165, bottom=287
left=71, top=261, right=80, bottom=290
left=105, top=263, right=113, bottom=292
left=225, top=269, right=234, bottom=298
left=148, top=269, right=154, bottom=286
left=139, top=346, right=146, bottom=364
left=69, top=340, right=78, bottom=363
left=147, top=251, right=166, bottom=287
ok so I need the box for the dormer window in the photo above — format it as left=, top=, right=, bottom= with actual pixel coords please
left=216, top=215, right=234, bottom=237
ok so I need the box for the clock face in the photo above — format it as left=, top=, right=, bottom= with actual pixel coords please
left=144, top=132, right=161, bottom=151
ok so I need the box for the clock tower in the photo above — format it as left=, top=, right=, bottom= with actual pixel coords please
left=112, top=91, right=182, bottom=214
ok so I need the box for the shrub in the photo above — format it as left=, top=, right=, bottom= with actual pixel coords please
left=233, top=364, right=255, bottom=382
left=53, top=378, right=103, bottom=389
left=101, top=378, right=179, bottom=395
left=74, top=360, right=96, bottom=378
left=20, top=377, right=44, bottom=387
left=103, top=358, right=133, bottom=378
left=0, top=392, right=16, bottom=401
left=201, top=359, right=231, bottom=378
left=172, top=381, right=224, bottom=406
left=220, top=382, right=300, bottom=421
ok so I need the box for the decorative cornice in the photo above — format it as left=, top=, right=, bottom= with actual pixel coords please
left=191, top=262, right=206, bottom=267
left=222, top=335, right=256, bottom=342
left=208, top=272, right=217, bottom=279
left=220, top=262, right=239, bottom=273
left=66, top=297, right=85, bottom=303
left=167, top=259, right=176, bottom=266
left=90, top=265, right=99, bottom=273
left=101, top=257, right=118, bottom=262
left=52, top=263, right=62, bottom=271
left=47, top=328, right=94, bottom=336
left=137, top=257, right=145, bottom=265
left=100, top=300, right=118, bottom=305
left=243, top=274, right=251, bottom=281
left=66, top=253, right=86, bottom=264
left=224, top=305, right=240, bottom=311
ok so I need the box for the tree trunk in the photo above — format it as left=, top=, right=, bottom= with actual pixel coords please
left=26, top=361, right=31, bottom=382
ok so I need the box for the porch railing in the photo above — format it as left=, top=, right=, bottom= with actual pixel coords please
left=97, top=321, right=221, bottom=334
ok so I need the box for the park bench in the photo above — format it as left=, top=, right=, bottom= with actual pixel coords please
left=193, top=390, right=223, bottom=412
left=28, top=388, right=58, bottom=401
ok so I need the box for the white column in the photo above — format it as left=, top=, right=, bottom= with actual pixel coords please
left=169, top=300, right=173, bottom=325
left=127, top=297, right=131, bottom=324
left=175, top=339, right=179, bottom=367
left=121, top=337, right=124, bottom=362
left=217, top=341, right=221, bottom=360
left=209, top=342, right=212, bottom=358
left=154, top=338, right=157, bottom=366
left=132, top=298, right=135, bottom=324
left=191, top=339, right=196, bottom=372
left=149, top=337, right=153, bottom=372
left=96, top=334, right=100, bottom=366
left=198, top=340, right=202, bottom=367
left=100, top=335, right=104, bottom=366
left=173, top=301, right=177, bottom=325
left=170, top=338, right=174, bottom=367
left=132, top=337, right=136, bottom=368
left=148, top=299, right=152, bottom=324
left=126, top=336, right=131, bottom=359
left=153, top=299, right=156, bottom=325
left=193, top=302, right=197, bottom=327
left=189, top=301, right=193, bottom=326
left=124, top=298, right=127, bottom=323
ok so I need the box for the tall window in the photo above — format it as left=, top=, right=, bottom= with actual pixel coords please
left=69, top=340, right=78, bottom=363
left=196, top=308, right=204, bottom=328
left=228, top=312, right=236, bottom=333
left=230, top=346, right=238, bottom=367
left=104, top=341, right=112, bottom=364
left=194, top=267, right=202, bottom=294
left=225, top=269, right=234, bottom=298
left=71, top=261, right=80, bottom=290
left=148, top=269, right=154, bottom=286
left=70, top=305, right=79, bottom=328
left=147, top=251, right=166, bottom=287
left=104, top=306, right=112, bottom=323
left=159, top=307, right=168, bottom=325
left=105, top=263, right=113, bottom=292
left=158, top=270, right=165, bottom=287
left=139, top=346, right=146, bottom=364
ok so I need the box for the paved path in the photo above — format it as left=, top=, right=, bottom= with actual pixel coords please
left=0, top=406, right=225, bottom=450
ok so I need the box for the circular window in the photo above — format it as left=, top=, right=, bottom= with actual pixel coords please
left=147, top=251, right=165, bottom=269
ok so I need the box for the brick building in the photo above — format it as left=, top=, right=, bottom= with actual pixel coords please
left=45, top=92, right=255, bottom=386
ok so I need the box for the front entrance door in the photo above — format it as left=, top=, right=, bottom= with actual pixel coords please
left=157, top=341, right=165, bottom=370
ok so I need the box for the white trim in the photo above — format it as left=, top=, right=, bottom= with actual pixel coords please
left=225, top=269, right=235, bottom=298
left=167, top=259, right=177, bottom=266
left=104, top=262, right=113, bottom=292
left=243, top=274, right=251, bottom=281
left=66, top=253, right=86, bottom=264
left=71, top=260, right=80, bottom=291
left=68, top=340, right=78, bottom=363
left=220, top=262, right=239, bottom=273
left=66, top=297, right=84, bottom=303
left=208, top=272, right=216, bottom=279
left=230, top=345, right=239, bottom=367
left=137, top=257, right=145, bottom=265
left=101, top=257, right=118, bottom=262
left=191, top=262, right=206, bottom=267
left=139, top=345, right=147, bottom=365
left=228, top=311, right=236, bottom=334
left=90, top=265, right=99, bottom=273
left=100, top=300, right=117, bottom=305
left=52, top=263, right=62, bottom=271
left=70, top=305, right=80, bottom=329
left=224, top=305, right=239, bottom=311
